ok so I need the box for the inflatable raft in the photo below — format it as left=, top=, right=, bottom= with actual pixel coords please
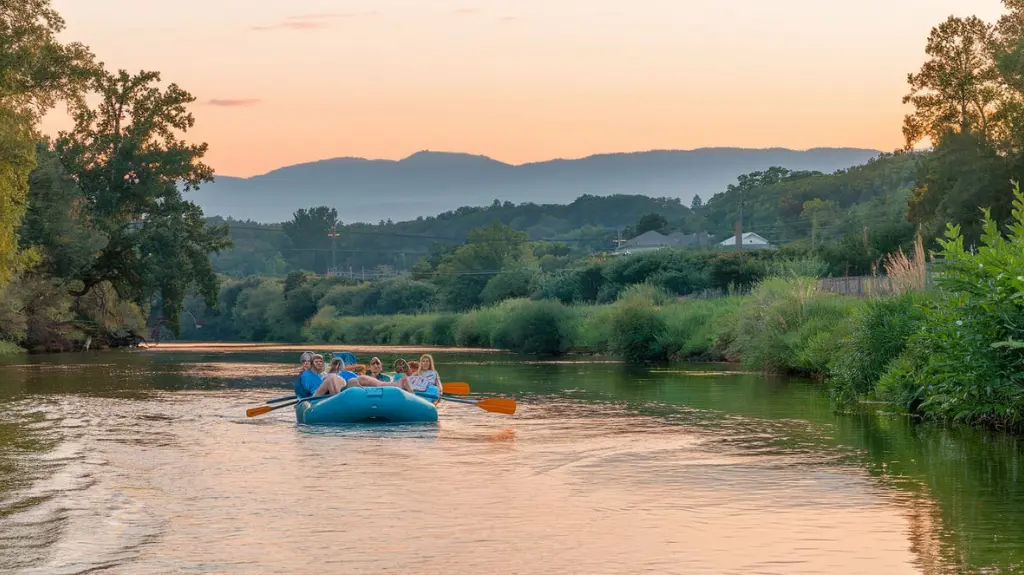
left=294, top=385, right=440, bottom=425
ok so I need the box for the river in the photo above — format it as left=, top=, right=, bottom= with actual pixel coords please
left=1, top=346, right=1022, bottom=574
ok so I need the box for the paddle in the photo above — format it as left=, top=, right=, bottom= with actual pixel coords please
left=262, top=382, right=471, bottom=406
left=440, top=396, right=517, bottom=415
left=247, top=395, right=329, bottom=417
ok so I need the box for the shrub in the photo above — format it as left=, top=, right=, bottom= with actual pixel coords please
left=493, top=300, right=573, bottom=355
left=480, top=268, right=538, bottom=305
left=617, top=282, right=674, bottom=306
left=726, top=276, right=857, bottom=374
left=454, top=306, right=504, bottom=347
left=828, top=293, right=929, bottom=406
left=659, top=298, right=741, bottom=361
left=430, top=314, right=459, bottom=346
left=609, top=299, right=668, bottom=363
left=377, top=279, right=439, bottom=315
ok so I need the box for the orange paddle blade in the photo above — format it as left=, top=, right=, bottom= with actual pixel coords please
left=477, top=398, right=517, bottom=415
left=246, top=405, right=275, bottom=417
left=440, top=382, right=470, bottom=395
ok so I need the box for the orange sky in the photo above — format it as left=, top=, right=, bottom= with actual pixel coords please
left=40, top=0, right=1007, bottom=177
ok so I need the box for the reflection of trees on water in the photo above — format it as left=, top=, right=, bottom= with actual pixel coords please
left=833, top=415, right=1023, bottom=575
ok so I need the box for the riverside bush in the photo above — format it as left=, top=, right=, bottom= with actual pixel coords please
left=723, top=276, right=857, bottom=374
left=827, top=293, right=929, bottom=406
left=609, top=298, right=669, bottom=363
left=492, top=299, right=574, bottom=355
left=877, top=187, right=1024, bottom=429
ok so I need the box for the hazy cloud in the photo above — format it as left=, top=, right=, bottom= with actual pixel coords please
left=207, top=98, right=261, bottom=107
left=251, top=11, right=378, bottom=31
left=451, top=8, right=481, bottom=15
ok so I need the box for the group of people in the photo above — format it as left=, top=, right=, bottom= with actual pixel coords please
left=294, top=351, right=442, bottom=400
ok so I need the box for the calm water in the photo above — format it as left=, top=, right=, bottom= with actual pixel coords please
left=0, top=348, right=1022, bottom=575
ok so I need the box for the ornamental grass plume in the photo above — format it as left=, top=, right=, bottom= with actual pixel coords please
left=883, top=233, right=927, bottom=295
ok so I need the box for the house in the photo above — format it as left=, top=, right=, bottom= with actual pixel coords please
left=718, top=232, right=773, bottom=250
left=613, top=230, right=714, bottom=255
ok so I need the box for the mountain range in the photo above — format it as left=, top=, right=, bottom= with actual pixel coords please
left=190, top=147, right=885, bottom=223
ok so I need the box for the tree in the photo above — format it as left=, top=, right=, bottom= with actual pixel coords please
left=436, top=223, right=531, bottom=310
left=0, top=0, right=96, bottom=283
left=20, top=143, right=106, bottom=277
left=626, top=213, right=669, bottom=238
left=690, top=194, right=703, bottom=210
left=53, top=69, right=230, bottom=334
left=800, top=198, right=840, bottom=248
left=907, top=131, right=1014, bottom=244
left=902, top=16, right=1000, bottom=149
left=281, top=206, right=338, bottom=273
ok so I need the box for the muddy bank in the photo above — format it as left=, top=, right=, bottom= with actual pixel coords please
left=139, top=342, right=505, bottom=354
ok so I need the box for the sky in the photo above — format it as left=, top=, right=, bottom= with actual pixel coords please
left=40, top=0, right=1008, bottom=178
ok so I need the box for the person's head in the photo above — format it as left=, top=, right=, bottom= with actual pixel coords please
left=312, top=354, right=325, bottom=373
left=418, top=354, right=435, bottom=373
left=299, top=351, right=314, bottom=371
left=369, top=357, right=383, bottom=373
left=329, top=358, right=344, bottom=374
left=408, top=361, right=420, bottom=372
left=394, top=358, right=409, bottom=374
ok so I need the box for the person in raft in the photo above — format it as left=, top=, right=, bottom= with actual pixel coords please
left=311, top=353, right=327, bottom=377
left=367, top=356, right=391, bottom=382
left=294, top=352, right=325, bottom=398
left=393, top=354, right=442, bottom=396
left=392, top=358, right=410, bottom=378
left=310, top=357, right=414, bottom=396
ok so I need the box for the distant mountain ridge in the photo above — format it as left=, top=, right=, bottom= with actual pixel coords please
left=192, top=147, right=885, bottom=223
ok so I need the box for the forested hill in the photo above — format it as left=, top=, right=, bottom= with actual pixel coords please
left=206, top=194, right=692, bottom=276
left=207, top=151, right=922, bottom=278
left=696, top=151, right=921, bottom=243
left=192, top=147, right=882, bottom=223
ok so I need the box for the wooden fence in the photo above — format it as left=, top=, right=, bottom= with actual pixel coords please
left=817, top=276, right=896, bottom=297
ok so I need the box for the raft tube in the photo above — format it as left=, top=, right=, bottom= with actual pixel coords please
left=294, top=385, right=439, bottom=425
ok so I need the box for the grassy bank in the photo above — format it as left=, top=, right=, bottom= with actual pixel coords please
left=302, top=277, right=852, bottom=372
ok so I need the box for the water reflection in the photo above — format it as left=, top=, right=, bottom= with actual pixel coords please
left=0, top=351, right=1021, bottom=574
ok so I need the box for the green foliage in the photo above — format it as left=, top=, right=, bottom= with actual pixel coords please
left=722, top=277, right=857, bottom=375
left=623, top=212, right=669, bottom=238
left=767, top=256, right=830, bottom=280
left=1, top=0, right=96, bottom=284
left=0, top=107, right=36, bottom=283
left=53, top=69, right=230, bottom=335
left=609, top=298, right=668, bottom=363
left=281, top=207, right=338, bottom=273
left=658, top=298, right=741, bottom=361
left=0, top=340, right=24, bottom=355
left=480, top=268, right=538, bottom=305
left=435, top=223, right=532, bottom=311
left=827, top=293, right=930, bottom=407
left=617, top=282, right=674, bottom=306
left=377, top=279, right=438, bottom=315
left=492, top=299, right=573, bottom=355
left=878, top=185, right=1024, bottom=429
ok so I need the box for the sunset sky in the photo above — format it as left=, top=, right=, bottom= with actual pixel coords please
left=41, top=0, right=1007, bottom=178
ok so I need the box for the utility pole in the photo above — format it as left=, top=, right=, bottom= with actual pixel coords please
left=735, top=189, right=744, bottom=251
left=863, top=225, right=870, bottom=255
left=328, top=222, right=340, bottom=275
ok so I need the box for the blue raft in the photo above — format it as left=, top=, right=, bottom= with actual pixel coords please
left=294, top=385, right=440, bottom=425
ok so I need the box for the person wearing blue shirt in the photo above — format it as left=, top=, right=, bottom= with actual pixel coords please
left=294, top=352, right=325, bottom=398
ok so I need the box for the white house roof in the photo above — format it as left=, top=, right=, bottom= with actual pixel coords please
left=719, top=232, right=770, bottom=246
